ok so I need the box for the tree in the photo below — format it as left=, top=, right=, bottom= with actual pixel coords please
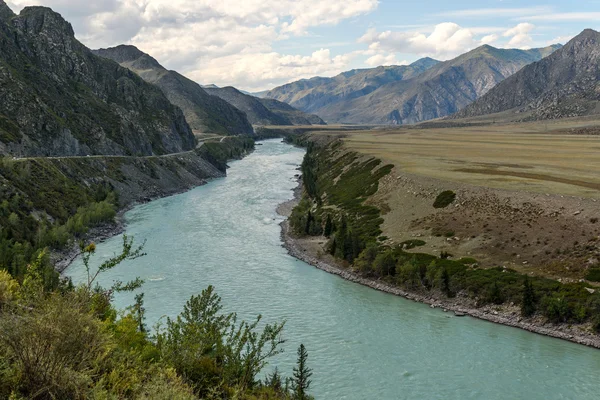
left=323, top=215, right=333, bottom=237
left=304, top=211, right=313, bottom=235
left=132, top=293, right=146, bottom=333
left=521, top=276, right=536, bottom=317
left=292, top=344, right=312, bottom=400
left=374, top=250, right=396, bottom=276
left=440, top=267, right=451, bottom=297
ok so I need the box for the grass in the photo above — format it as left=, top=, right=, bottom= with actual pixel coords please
left=314, top=120, right=600, bottom=198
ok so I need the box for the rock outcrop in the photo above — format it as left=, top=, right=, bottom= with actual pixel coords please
left=93, top=45, right=255, bottom=135
left=0, top=2, right=196, bottom=157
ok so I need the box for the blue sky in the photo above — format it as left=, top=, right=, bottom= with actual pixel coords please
left=6, top=0, right=600, bottom=91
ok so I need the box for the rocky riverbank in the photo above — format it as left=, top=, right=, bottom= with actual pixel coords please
left=278, top=178, right=600, bottom=349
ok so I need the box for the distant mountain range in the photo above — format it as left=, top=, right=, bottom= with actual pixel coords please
left=452, top=29, right=600, bottom=121
left=266, top=45, right=561, bottom=125
left=204, top=86, right=325, bottom=126
left=0, top=2, right=195, bottom=156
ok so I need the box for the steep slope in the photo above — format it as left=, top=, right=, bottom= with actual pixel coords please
left=453, top=30, right=600, bottom=120
left=92, top=45, right=254, bottom=135
left=204, top=86, right=325, bottom=126
left=266, top=58, right=439, bottom=114
left=270, top=45, right=559, bottom=124
left=0, top=3, right=195, bottom=157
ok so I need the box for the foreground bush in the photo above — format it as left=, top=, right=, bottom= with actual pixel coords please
left=0, top=239, right=313, bottom=399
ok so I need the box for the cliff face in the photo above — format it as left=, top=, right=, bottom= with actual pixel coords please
left=93, top=45, right=255, bottom=135
left=0, top=2, right=196, bottom=157
left=453, top=29, right=600, bottom=120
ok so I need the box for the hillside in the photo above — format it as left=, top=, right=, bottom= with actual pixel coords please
left=452, top=29, right=600, bottom=120
left=0, top=2, right=196, bottom=157
left=93, top=46, right=255, bottom=135
left=204, top=86, right=325, bottom=126
left=267, top=45, right=560, bottom=124
left=266, top=58, right=439, bottom=115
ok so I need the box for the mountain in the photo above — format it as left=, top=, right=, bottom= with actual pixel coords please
left=0, top=2, right=196, bottom=157
left=267, top=45, right=560, bottom=125
left=93, top=46, right=254, bottom=135
left=266, top=58, right=439, bottom=115
left=452, top=30, right=600, bottom=121
left=204, top=86, right=325, bottom=126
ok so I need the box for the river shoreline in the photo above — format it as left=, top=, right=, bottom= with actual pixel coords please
left=53, top=184, right=210, bottom=273
left=278, top=178, right=600, bottom=349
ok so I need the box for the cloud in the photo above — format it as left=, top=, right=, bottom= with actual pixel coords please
left=517, top=12, right=600, bottom=22
left=186, top=49, right=356, bottom=91
left=436, top=6, right=552, bottom=18
left=503, top=23, right=535, bottom=48
left=359, top=22, right=543, bottom=60
left=359, top=23, right=479, bottom=59
left=5, top=0, right=378, bottom=90
left=364, top=53, right=407, bottom=67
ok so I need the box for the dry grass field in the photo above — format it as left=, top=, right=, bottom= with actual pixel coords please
left=273, top=119, right=600, bottom=279
left=336, top=119, right=600, bottom=198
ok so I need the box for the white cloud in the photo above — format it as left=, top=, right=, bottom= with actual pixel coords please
left=359, top=23, right=480, bottom=60
left=518, top=12, right=600, bottom=22
left=5, top=0, right=378, bottom=90
left=364, top=53, right=407, bottom=67
left=436, top=6, right=552, bottom=18
left=359, top=22, right=543, bottom=60
left=186, top=49, right=356, bottom=91
left=503, top=23, right=535, bottom=48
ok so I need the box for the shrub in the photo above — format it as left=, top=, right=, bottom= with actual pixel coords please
left=585, top=268, right=600, bottom=282
left=433, top=190, right=456, bottom=208
left=400, top=239, right=426, bottom=249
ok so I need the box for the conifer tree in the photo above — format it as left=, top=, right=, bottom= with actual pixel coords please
left=292, top=344, right=312, bottom=400
left=324, top=215, right=333, bottom=237
left=521, top=276, right=536, bottom=317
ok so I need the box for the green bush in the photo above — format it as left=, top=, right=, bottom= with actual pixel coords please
left=585, top=268, right=600, bottom=282
left=433, top=190, right=456, bottom=208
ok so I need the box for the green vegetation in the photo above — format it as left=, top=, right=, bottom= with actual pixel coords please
left=290, top=138, right=600, bottom=330
left=0, top=239, right=313, bottom=399
left=198, top=136, right=255, bottom=172
left=290, top=140, right=393, bottom=264
left=0, top=157, right=119, bottom=286
left=585, top=268, right=600, bottom=282
left=433, top=190, right=456, bottom=208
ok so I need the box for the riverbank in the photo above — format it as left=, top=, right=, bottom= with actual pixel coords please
left=53, top=137, right=256, bottom=272
left=278, top=177, right=600, bottom=349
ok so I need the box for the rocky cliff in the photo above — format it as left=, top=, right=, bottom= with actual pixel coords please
left=93, top=45, right=255, bottom=135
left=0, top=2, right=197, bottom=157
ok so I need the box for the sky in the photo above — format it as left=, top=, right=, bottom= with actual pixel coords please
left=5, top=0, right=600, bottom=91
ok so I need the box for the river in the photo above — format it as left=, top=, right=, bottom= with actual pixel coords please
left=66, top=139, right=600, bottom=399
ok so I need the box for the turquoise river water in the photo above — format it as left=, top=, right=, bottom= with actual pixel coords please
left=66, top=139, right=600, bottom=399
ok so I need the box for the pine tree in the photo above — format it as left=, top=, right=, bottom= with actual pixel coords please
left=133, top=293, right=146, bottom=333
left=521, top=276, right=536, bottom=317
left=292, top=344, right=312, bottom=400
left=441, top=267, right=451, bottom=296
left=324, top=215, right=333, bottom=237
left=304, top=211, right=313, bottom=235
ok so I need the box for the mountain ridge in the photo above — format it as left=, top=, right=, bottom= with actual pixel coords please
left=266, top=45, right=561, bottom=124
left=0, top=3, right=195, bottom=157
left=93, top=45, right=255, bottom=135
left=452, top=29, right=600, bottom=120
